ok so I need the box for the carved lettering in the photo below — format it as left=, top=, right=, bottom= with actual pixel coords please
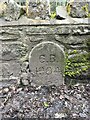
left=36, top=67, right=44, bottom=75
left=46, top=67, right=52, bottom=75
left=39, top=54, right=56, bottom=63
left=35, top=66, right=62, bottom=76
left=39, top=55, right=45, bottom=63
left=50, top=54, right=56, bottom=62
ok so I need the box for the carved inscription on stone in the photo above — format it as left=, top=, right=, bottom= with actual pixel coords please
left=29, top=41, right=65, bottom=86
left=35, top=54, right=61, bottom=75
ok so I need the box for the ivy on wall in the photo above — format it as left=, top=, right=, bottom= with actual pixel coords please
left=65, top=50, right=89, bottom=78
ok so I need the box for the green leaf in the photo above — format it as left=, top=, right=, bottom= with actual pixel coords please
left=43, top=102, right=49, bottom=107
left=50, top=12, right=56, bottom=18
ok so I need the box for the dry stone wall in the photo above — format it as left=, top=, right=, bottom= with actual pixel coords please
left=0, top=19, right=90, bottom=88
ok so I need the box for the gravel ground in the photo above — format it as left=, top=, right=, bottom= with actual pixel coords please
left=0, top=83, right=90, bottom=119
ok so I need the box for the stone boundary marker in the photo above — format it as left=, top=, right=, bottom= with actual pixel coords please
left=29, top=41, right=65, bottom=86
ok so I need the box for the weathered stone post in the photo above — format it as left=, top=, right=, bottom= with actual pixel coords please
left=29, top=41, right=65, bottom=86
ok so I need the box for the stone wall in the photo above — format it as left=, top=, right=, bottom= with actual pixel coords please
left=0, top=18, right=90, bottom=88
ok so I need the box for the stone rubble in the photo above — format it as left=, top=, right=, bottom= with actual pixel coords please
left=68, top=0, right=90, bottom=18
left=0, top=0, right=49, bottom=21
left=0, top=83, right=90, bottom=119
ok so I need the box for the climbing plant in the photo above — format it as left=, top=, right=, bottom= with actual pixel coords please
left=65, top=50, right=89, bottom=78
